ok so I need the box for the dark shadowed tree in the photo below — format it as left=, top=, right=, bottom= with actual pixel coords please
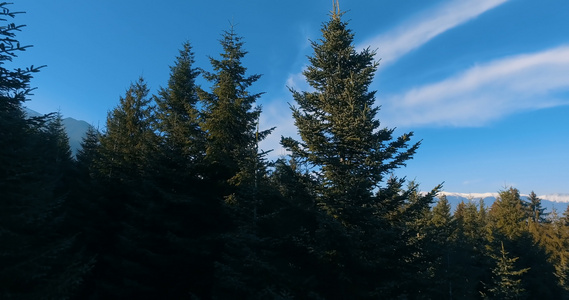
left=0, top=4, right=90, bottom=299
left=154, top=41, right=204, bottom=189
left=153, top=42, right=228, bottom=298
left=419, top=195, right=457, bottom=299
left=196, top=25, right=275, bottom=298
left=451, top=200, right=491, bottom=299
left=76, top=78, right=164, bottom=299
left=486, top=188, right=562, bottom=299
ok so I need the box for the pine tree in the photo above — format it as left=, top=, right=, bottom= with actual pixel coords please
left=281, top=4, right=420, bottom=226
left=425, top=195, right=457, bottom=299
left=483, top=242, right=529, bottom=300
left=98, top=77, right=157, bottom=181
left=280, top=3, right=439, bottom=296
left=525, top=191, right=548, bottom=223
left=199, top=27, right=271, bottom=182
left=154, top=41, right=204, bottom=189
left=75, top=125, right=101, bottom=176
left=78, top=78, right=163, bottom=298
left=452, top=200, right=491, bottom=299
left=0, top=4, right=90, bottom=298
left=196, top=25, right=278, bottom=298
left=489, top=188, right=527, bottom=240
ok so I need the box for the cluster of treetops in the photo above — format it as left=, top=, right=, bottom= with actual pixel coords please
left=2, top=2, right=569, bottom=299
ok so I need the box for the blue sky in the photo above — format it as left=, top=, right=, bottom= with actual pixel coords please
left=15, top=0, right=569, bottom=195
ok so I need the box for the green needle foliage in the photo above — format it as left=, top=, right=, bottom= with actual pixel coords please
left=281, top=3, right=440, bottom=297
left=198, top=25, right=274, bottom=203
left=0, top=4, right=90, bottom=298
left=98, top=78, right=157, bottom=181
left=4, top=2, right=569, bottom=299
left=154, top=42, right=204, bottom=189
left=484, top=242, right=530, bottom=300
left=281, top=3, right=421, bottom=226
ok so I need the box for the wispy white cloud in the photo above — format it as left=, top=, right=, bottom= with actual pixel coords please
left=285, top=68, right=313, bottom=92
left=279, top=0, right=515, bottom=141
left=361, top=0, right=509, bottom=65
left=259, top=99, right=296, bottom=159
left=382, top=45, right=569, bottom=127
left=286, top=0, right=509, bottom=91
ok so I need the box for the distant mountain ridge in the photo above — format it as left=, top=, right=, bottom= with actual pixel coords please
left=24, top=108, right=90, bottom=156
left=440, top=191, right=569, bottom=203
left=437, top=191, right=569, bottom=214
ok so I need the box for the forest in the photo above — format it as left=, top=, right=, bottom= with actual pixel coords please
left=2, top=2, right=569, bottom=299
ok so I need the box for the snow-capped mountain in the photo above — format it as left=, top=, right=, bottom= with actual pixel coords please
left=437, top=191, right=569, bottom=214
left=439, top=191, right=569, bottom=203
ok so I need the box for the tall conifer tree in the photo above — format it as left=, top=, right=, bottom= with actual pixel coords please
left=0, top=4, right=90, bottom=298
left=80, top=78, right=162, bottom=298
left=526, top=191, right=548, bottom=223
left=281, top=2, right=438, bottom=297
left=281, top=1, right=420, bottom=227
left=489, top=188, right=528, bottom=241
left=98, top=78, right=156, bottom=181
left=153, top=42, right=227, bottom=299
left=197, top=26, right=277, bottom=298
left=155, top=42, right=204, bottom=189
left=198, top=26, right=273, bottom=204
left=483, top=242, right=530, bottom=300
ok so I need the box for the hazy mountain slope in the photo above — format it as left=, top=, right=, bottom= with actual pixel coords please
left=24, top=108, right=90, bottom=156
left=62, top=117, right=90, bottom=155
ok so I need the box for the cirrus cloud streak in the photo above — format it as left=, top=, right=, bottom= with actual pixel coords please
left=362, top=0, right=509, bottom=65
left=382, top=46, right=569, bottom=127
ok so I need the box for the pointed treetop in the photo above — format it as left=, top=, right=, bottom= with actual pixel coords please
left=332, top=0, right=341, bottom=19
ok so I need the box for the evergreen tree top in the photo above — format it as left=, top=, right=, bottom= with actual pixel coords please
left=283, top=6, right=418, bottom=190
left=164, top=42, right=200, bottom=107
left=281, top=3, right=426, bottom=229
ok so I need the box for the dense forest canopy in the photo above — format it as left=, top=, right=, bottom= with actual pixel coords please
left=1, top=2, right=569, bottom=299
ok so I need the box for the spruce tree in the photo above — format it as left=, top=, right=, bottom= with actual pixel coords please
left=281, top=2, right=421, bottom=227
left=487, top=188, right=561, bottom=298
left=530, top=210, right=569, bottom=296
left=198, top=25, right=273, bottom=207
left=483, top=242, right=529, bottom=300
left=75, top=125, right=101, bottom=176
left=452, top=200, right=491, bottom=299
left=196, top=25, right=277, bottom=298
left=0, top=4, right=90, bottom=298
left=563, top=206, right=569, bottom=226
left=281, top=3, right=438, bottom=297
left=425, top=195, right=457, bottom=299
left=526, top=191, right=548, bottom=223
left=489, top=188, right=528, bottom=241
left=154, top=41, right=204, bottom=189
left=79, top=78, right=162, bottom=298
left=153, top=42, right=227, bottom=299
left=98, top=77, right=157, bottom=181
